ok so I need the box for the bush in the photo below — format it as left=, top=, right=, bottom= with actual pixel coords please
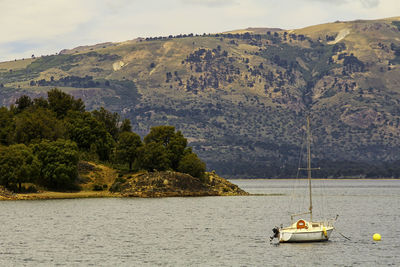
left=115, top=177, right=126, bottom=183
left=109, top=176, right=128, bottom=192
left=93, top=184, right=103, bottom=191
left=21, top=185, right=38, bottom=193
left=178, top=153, right=206, bottom=179
left=109, top=182, right=122, bottom=192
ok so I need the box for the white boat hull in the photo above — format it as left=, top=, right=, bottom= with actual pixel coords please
left=279, top=228, right=333, bottom=243
left=276, top=220, right=334, bottom=243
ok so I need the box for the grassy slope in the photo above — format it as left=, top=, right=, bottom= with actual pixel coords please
left=1, top=17, right=400, bottom=177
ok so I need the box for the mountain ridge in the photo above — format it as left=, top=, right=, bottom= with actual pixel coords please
left=1, top=17, right=400, bottom=177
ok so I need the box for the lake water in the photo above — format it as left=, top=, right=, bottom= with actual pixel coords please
left=1, top=179, right=399, bottom=266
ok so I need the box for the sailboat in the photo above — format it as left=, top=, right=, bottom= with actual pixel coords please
left=271, top=117, right=335, bottom=243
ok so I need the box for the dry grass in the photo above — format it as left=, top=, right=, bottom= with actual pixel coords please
left=0, top=58, right=34, bottom=72
left=78, top=161, right=118, bottom=191
left=0, top=189, right=120, bottom=201
left=14, top=191, right=121, bottom=200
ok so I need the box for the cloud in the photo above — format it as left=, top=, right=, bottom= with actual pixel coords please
left=0, top=0, right=93, bottom=41
left=306, top=0, right=348, bottom=4
left=181, top=0, right=237, bottom=7
left=307, top=0, right=379, bottom=8
left=360, top=0, right=380, bottom=8
left=103, top=0, right=139, bottom=14
left=0, top=0, right=399, bottom=62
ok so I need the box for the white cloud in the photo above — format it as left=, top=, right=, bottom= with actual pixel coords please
left=306, top=0, right=381, bottom=8
left=181, top=0, right=237, bottom=7
left=0, top=0, right=399, bottom=61
left=360, top=0, right=380, bottom=8
left=306, top=0, right=379, bottom=6
left=0, top=0, right=93, bottom=41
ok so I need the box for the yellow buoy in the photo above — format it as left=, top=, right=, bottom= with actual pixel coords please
left=373, top=233, right=381, bottom=241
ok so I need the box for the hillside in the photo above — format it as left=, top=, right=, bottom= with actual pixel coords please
left=1, top=17, right=400, bottom=177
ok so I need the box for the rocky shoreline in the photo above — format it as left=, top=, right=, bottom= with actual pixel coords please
left=0, top=170, right=248, bottom=200
left=115, top=171, right=248, bottom=198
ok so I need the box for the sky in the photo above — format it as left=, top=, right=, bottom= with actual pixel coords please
left=0, top=0, right=399, bottom=62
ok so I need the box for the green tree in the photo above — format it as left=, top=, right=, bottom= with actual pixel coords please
left=15, top=95, right=33, bottom=113
left=0, top=144, right=39, bottom=191
left=92, top=107, right=120, bottom=140
left=47, top=88, right=85, bottom=118
left=178, top=152, right=206, bottom=179
left=33, top=97, right=49, bottom=109
left=14, top=107, right=65, bottom=144
left=120, top=118, right=132, bottom=133
left=144, top=126, right=187, bottom=170
left=0, top=107, right=15, bottom=145
left=138, top=142, right=170, bottom=171
left=32, top=139, right=79, bottom=191
left=65, top=111, right=114, bottom=160
left=116, top=132, right=142, bottom=170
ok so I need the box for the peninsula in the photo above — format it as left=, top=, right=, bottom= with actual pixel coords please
left=0, top=90, right=247, bottom=199
left=0, top=161, right=248, bottom=200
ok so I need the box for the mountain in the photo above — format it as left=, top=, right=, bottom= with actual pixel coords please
left=1, top=17, right=400, bottom=178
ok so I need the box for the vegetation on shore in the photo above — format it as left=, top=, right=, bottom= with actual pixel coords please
left=0, top=162, right=247, bottom=200
left=0, top=90, right=246, bottom=197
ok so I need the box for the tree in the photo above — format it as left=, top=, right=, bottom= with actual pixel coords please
left=14, top=107, right=65, bottom=144
left=15, top=95, right=33, bottom=113
left=178, top=152, right=206, bottom=179
left=0, top=144, right=39, bottom=191
left=167, top=131, right=188, bottom=170
left=120, top=118, right=132, bottom=133
left=116, top=132, right=142, bottom=170
left=0, top=107, right=15, bottom=145
left=138, top=142, right=170, bottom=171
left=92, top=107, right=120, bottom=140
left=144, top=126, right=187, bottom=170
left=33, top=97, right=49, bottom=109
left=47, top=88, right=85, bottom=118
left=32, top=139, right=79, bottom=191
left=65, top=111, right=114, bottom=160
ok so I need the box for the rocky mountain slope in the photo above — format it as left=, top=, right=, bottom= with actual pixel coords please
left=1, top=17, right=400, bottom=177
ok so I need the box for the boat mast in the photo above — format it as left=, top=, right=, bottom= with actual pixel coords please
left=306, top=116, right=313, bottom=221
left=294, top=117, right=320, bottom=223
